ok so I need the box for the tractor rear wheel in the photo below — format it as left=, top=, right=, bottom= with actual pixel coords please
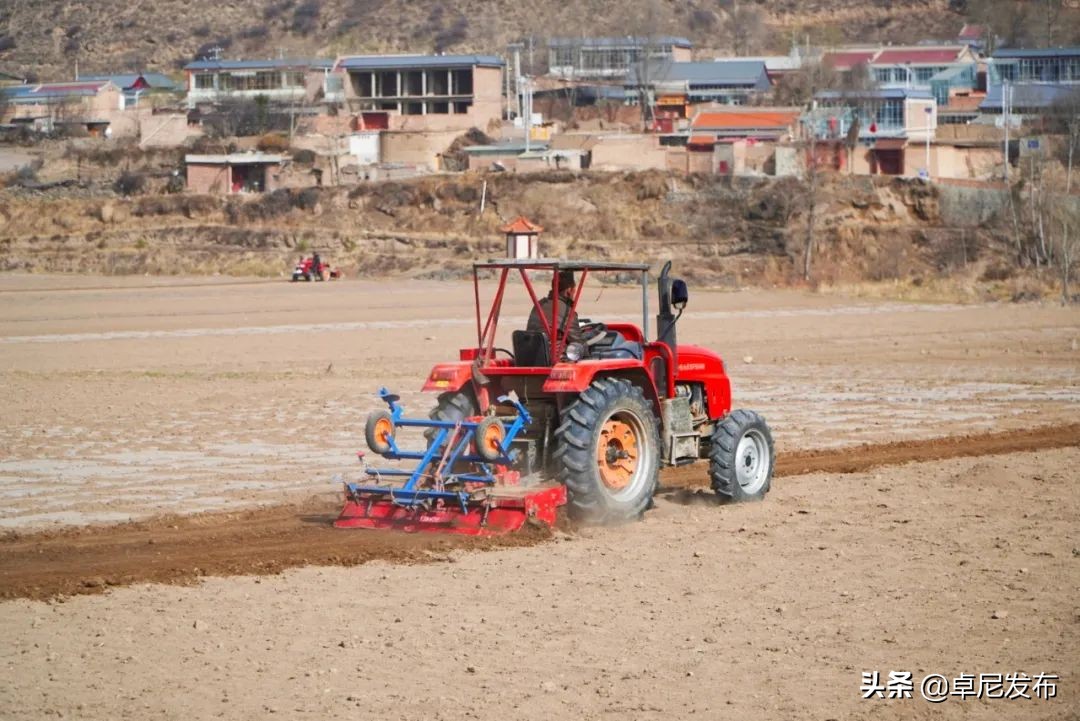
left=428, top=390, right=477, bottom=429
left=553, top=377, right=660, bottom=523
left=426, top=390, right=478, bottom=449
left=708, top=410, right=774, bottom=502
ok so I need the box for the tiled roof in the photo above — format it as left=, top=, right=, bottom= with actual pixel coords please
left=980, top=82, right=1076, bottom=110
left=500, top=216, right=543, bottom=234
left=335, top=54, right=504, bottom=71
left=816, top=87, right=933, bottom=100
left=957, top=24, right=984, bottom=40
left=691, top=109, right=799, bottom=130
left=874, top=47, right=965, bottom=64
left=185, top=58, right=333, bottom=71
left=823, top=51, right=876, bottom=70
left=627, top=60, right=768, bottom=86
left=79, top=73, right=180, bottom=91
left=2, top=80, right=113, bottom=101
left=991, top=46, right=1080, bottom=58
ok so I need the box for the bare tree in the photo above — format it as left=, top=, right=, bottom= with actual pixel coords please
left=1053, top=202, right=1079, bottom=303
left=724, top=2, right=769, bottom=56
left=1048, top=89, right=1080, bottom=302
left=626, top=0, right=669, bottom=129
left=966, top=0, right=1080, bottom=47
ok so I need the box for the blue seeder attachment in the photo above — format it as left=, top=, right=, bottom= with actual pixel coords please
left=345, top=387, right=532, bottom=513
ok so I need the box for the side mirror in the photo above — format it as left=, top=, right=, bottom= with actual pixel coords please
left=671, top=279, right=689, bottom=310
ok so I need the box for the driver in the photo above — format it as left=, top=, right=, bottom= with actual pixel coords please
left=527, top=269, right=585, bottom=346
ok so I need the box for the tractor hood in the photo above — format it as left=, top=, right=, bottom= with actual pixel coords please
left=675, top=344, right=732, bottom=419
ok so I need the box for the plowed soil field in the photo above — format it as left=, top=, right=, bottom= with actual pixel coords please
left=0, top=275, right=1077, bottom=720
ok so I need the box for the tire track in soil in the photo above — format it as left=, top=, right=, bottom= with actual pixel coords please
left=1, top=423, right=1077, bottom=602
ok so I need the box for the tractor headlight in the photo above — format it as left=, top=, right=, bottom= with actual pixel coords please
left=564, top=342, right=586, bottom=362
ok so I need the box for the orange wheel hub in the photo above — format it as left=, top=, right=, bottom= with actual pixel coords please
left=597, top=418, right=639, bottom=490
left=481, top=423, right=504, bottom=455
left=374, top=417, right=393, bottom=444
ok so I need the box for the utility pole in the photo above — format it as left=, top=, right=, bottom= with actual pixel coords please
left=522, top=76, right=532, bottom=153
left=924, top=104, right=932, bottom=181
left=1003, top=79, right=1010, bottom=183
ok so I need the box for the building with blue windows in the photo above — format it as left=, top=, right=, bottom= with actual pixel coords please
left=981, top=47, right=1080, bottom=113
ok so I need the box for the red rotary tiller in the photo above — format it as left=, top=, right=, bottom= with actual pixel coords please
left=335, top=387, right=565, bottom=535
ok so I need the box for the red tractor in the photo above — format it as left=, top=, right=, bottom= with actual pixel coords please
left=291, top=255, right=341, bottom=282
left=337, top=259, right=774, bottom=534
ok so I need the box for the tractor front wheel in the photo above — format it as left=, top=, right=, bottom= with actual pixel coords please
left=553, top=377, right=660, bottom=523
left=708, top=410, right=774, bottom=502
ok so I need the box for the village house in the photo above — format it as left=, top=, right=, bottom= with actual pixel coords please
left=184, top=58, right=333, bottom=108
left=685, top=107, right=802, bottom=175
left=0, top=80, right=124, bottom=135
left=185, top=152, right=284, bottom=194
left=981, top=47, right=1080, bottom=115
left=625, top=60, right=772, bottom=126
left=811, top=88, right=936, bottom=176
left=822, top=45, right=980, bottom=103
left=329, top=54, right=504, bottom=132
left=78, top=72, right=182, bottom=108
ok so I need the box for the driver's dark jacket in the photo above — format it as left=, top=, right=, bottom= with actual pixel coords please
left=527, top=292, right=584, bottom=346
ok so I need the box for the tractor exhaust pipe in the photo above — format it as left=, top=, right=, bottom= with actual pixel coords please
left=656, top=261, right=688, bottom=369
left=657, top=261, right=677, bottom=366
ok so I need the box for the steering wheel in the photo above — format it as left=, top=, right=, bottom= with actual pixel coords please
left=493, top=347, right=515, bottom=362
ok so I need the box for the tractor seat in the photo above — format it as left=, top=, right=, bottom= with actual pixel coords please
left=512, top=330, right=551, bottom=367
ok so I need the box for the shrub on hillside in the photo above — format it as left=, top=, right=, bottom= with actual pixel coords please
left=291, top=0, right=322, bottom=34
left=264, top=0, right=293, bottom=20
left=114, top=170, right=148, bottom=196
left=239, top=25, right=269, bottom=40
left=256, top=133, right=290, bottom=152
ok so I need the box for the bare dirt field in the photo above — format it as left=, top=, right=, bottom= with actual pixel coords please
left=0, top=274, right=1078, bottom=720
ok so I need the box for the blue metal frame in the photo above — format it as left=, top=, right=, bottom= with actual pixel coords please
left=345, top=387, right=532, bottom=511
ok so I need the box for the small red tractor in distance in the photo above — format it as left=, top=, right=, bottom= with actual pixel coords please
left=336, top=259, right=774, bottom=534
left=291, top=255, right=341, bottom=282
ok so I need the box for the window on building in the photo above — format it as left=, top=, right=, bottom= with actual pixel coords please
left=286, top=71, right=306, bottom=88
left=428, top=70, right=449, bottom=95
left=915, top=67, right=939, bottom=83
left=377, top=71, right=398, bottom=97
left=874, top=99, right=903, bottom=129
left=255, top=71, right=280, bottom=90
left=1061, top=57, right=1079, bottom=81
left=551, top=47, right=574, bottom=68
left=404, top=71, right=424, bottom=96
left=194, top=73, right=215, bottom=90
left=450, top=69, right=472, bottom=95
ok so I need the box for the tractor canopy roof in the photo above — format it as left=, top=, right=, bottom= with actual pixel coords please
left=473, top=258, right=651, bottom=273
left=471, top=258, right=652, bottom=366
